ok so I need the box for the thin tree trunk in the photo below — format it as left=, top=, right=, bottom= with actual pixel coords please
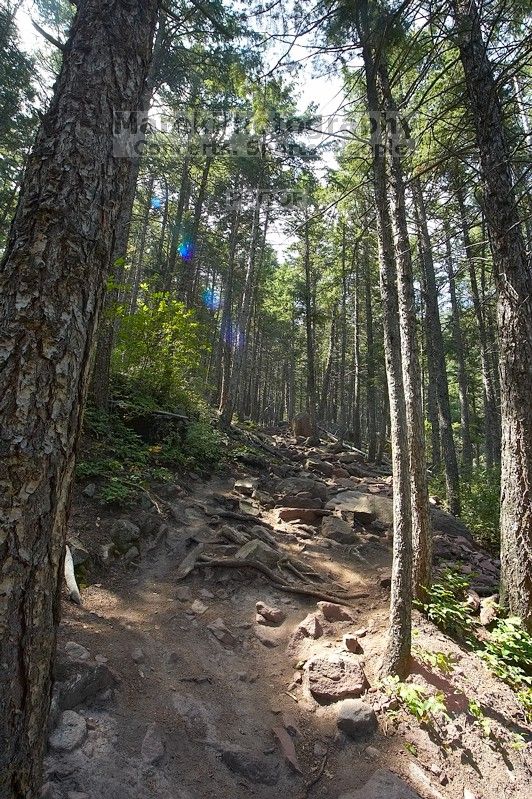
left=456, top=186, right=500, bottom=468
left=444, top=222, right=473, bottom=473
left=304, top=218, right=318, bottom=439
left=413, top=178, right=460, bottom=515
left=358, top=6, right=412, bottom=677
left=0, top=2, right=158, bottom=794
left=452, top=0, right=532, bottom=629
left=378, top=63, right=432, bottom=597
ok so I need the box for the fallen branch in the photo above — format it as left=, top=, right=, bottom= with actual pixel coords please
left=195, top=556, right=369, bottom=603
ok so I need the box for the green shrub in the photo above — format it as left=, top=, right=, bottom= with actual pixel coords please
left=184, top=422, right=225, bottom=467
left=417, top=569, right=475, bottom=640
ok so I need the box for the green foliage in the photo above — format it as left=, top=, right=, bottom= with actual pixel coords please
left=382, top=676, right=450, bottom=724
left=430, top=468, right=500, bottom=550
left=468, top=699, right=492, bottom=738
left=112, top=292, right=207, bottom=404
left=480, top=616, right=532, bottom=718
left=184, top=422, right=225, bottom=467
left=415, top=648, right=457, bottom=676
left=417, top=569, right=475, bottom=639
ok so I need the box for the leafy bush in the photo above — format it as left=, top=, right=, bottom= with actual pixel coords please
left=417, top=569, right=475, bottom=640
left=480, top=616, right=532, bottom=719
left=382, top=676, right=449, bottom=724
left=184, top=421, right=225, bottom=467
left=112, top=291, right=207, bottom=404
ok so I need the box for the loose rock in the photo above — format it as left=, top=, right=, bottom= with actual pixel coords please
left=141, top=722, right=166, bottom=765
left=339, top=769, right=422, bottom=799
left=321, top=516, right=357, bottom=544
left=256, top=602, right=286, bottom=626
left=306, top=654, right=369, bottom=704
left=317, top=601, right=355, bottom=622
left=64, top=642, right=91, bottom=661
left=336, top=699, right=377, bottom=739
left=49, top=710, right=87, bottom=753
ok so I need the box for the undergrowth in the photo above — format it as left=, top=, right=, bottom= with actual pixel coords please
left=417, top=569, right=532, bottom=721
left=77, top=400, right=225, bottom=506
left=430, top=467, right=500, bottom=550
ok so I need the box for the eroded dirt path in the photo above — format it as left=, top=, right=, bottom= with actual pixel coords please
left=44, top=436, right=531, bottom=799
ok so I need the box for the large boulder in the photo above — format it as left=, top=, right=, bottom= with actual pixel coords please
left=48, top=710, right=87, bottom=753
left=305, top=654, right=369, bottom=704
left=276, top=476, right=328, bottom=502
left=276, top=507, right=325, bottom=525
left=292, top=412, right=314, bottom=438
left=54, top=658, right=119, bottom=711
left=235, top=539, right=280, bottom=569
left=326, top=491, right=393, bottom=525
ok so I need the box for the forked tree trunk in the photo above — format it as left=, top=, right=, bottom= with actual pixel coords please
left=452, top=0, right=532, bottom=629
left=0, top=2, right=158, bottom=795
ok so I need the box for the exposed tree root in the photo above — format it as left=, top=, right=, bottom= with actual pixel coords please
left=194, top=556, right=369, bottom=604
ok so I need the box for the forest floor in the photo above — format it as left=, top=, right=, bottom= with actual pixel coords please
left=43, top=428, right=531, bottom=799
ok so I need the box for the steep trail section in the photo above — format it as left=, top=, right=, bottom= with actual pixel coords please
left=43, top=431, right=531, bottom=799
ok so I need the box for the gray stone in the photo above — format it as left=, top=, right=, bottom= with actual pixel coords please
left=141, top=723, right=165, bottom=765
left=55, top=660, right=118, bottom=711
left=221, top=748, right=279, bottom=785
left=64, top=641, right=90, bottom=661
left=207, top=618, right=237, bottom=648
left=234, top=477, right=260, bottom=496
left=131, top=647, right=145, bottom=663
left=326, top=491, right=387, bottom=524
left=49, top=710, right=87, bottom=752
left=321, top=516, right=357, bottom=544
left=336, top=699, right=377, bottom=739
left=339, top=769, right=422, bottom=799
left=100, top=542, right=116, bottom=562
left=40, top=783, right=64, bottom=799
left=82, top=483, right=97, bottom=498
left=276, top=476, right=328, bottom=502
left=235, top=539, right=280, bottom=569
left=110, top=519, right=141, bottom=550
left=67, top=793, right=89, bottom=799
left=292, top=412, right=313, bottom=438
left=124, top=545, right=140, bottom=561
left=67, top=537, right=90, bottom=566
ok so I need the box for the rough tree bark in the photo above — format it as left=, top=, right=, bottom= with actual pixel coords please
left=452, top=0, right=532, bottom=629
left=0, top=2, right=159, bottom=796
left=358, top=1, right=412, bottom=677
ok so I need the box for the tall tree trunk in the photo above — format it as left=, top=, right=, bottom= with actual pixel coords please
left=364, top=238, right=378, bottom=461
left=456, top=186, right=500, bottom=468
left=413, top=178, right=460, bottom=515
left=304, top=218, right=318, bottom=439
left=378, top=64, right=432, bottom=597
left=358, top=6, right=412, bottom=677
left=444, top=222, right=473, bottom=473
left=452, top=0, right=532, bottom=629
left=0, top=2, right=158, bottom=795
left=129, top=173, right=155, bottom=312
left=319, top=304, right=338, bottom=420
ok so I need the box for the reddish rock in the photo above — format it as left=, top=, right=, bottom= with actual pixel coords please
left=287, top=613, right=323, bottom=656
left=343, top=634, right=363, bottom=654
left=306, top=654, right=369, bottom=704
left=274, top=496, right=323, bottom=509
left=256, top=602, right=286, bottom=626
left=332, top=466, right=350, bottom=478
left=317, top=601, right=355, bottom=622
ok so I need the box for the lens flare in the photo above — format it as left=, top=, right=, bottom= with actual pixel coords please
left=177, top=238, right=195, bottom=260
left=150, top=196, right=162, bottom=210
left=201, top=288, right=221, bottom=311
